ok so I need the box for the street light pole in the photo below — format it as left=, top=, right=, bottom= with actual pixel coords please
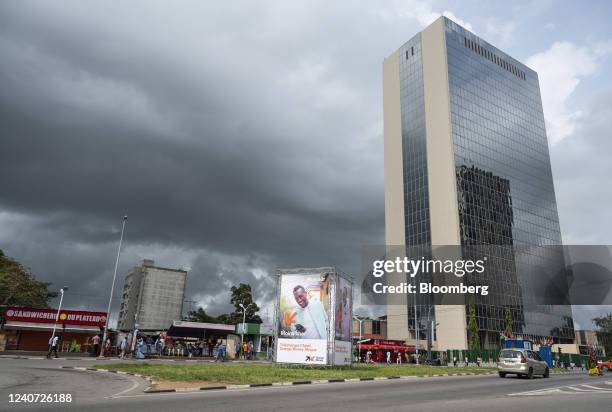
left=426, top=305, right=434, bottom=363
left=414, top=299, right=419, bottom=365
left=239, top=303, right=253, bottom=345
left=100, top=215, right=127, bottom=357
left=50, top=287, right=68, bottom=344
left=353, top=316, right=364, bottom=362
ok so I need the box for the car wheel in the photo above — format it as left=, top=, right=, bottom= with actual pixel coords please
left=498, top=372, right=506, bottom=378
left=543, top=368, right=549, bottom=378
left=527, top=367, right=534, bottom=379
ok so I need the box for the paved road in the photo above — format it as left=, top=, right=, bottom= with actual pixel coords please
left=1, top=358, right=611, bottom=411
left=0, top=358, right=147, bottom=410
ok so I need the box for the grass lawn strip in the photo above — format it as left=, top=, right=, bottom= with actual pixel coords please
left=94, top=363, right=494, bottom=388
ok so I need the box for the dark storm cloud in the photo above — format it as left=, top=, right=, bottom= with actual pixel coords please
left=0, top=1, right=404, bottom=317
left=2, top=2, right=610, bottom=328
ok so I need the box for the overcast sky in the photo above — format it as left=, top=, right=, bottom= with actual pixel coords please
left=1, top=1, right=611, bottom=329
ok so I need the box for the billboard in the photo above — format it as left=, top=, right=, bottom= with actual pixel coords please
left=334, top=274, right=352, bottom=365
left=276, top=272, right=330, bottom=364
left=275, top=269, right=352, bottom=365
left=335, top=275, right=352, bottom=342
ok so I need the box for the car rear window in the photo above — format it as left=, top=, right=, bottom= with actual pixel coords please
left=500, top=350, right=521, bottom=358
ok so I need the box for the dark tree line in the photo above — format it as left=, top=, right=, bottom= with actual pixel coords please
left=187, top=283, right=261, bottom=324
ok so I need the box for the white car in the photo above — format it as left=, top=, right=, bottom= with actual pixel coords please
left=497, top=349, right=550, bottom=379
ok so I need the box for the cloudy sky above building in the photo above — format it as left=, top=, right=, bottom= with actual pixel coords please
left=1, top=1, right=611, bottom=328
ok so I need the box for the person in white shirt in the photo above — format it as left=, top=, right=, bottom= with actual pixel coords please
left=46, top=335, right=60, bottom=359
left=291, top=285, right=328, bottom=339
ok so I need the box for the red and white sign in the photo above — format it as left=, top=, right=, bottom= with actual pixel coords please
left=3, top=307, right=107, bottom=327
left=334, top=340, right=352, bottom=365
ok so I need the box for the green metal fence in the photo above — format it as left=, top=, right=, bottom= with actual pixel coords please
left=442, top=349, right=607, bottom=367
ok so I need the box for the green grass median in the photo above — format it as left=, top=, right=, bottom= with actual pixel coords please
left=95, top=363, right=495, bottom=386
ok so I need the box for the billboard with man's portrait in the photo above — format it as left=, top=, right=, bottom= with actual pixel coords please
left=276, top=272, right=331, bottom=364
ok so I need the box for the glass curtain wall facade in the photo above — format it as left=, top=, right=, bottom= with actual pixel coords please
left=398, top=34, right=432, bottom=341
left=443, top=18, right=574, bottom=344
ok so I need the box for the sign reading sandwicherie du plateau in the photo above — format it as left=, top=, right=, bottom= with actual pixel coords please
left=3, top=306, right=107, bottom=327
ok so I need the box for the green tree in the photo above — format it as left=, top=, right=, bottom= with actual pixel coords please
left=467, top=303, right=481, bottom=350
left=188, top=307, right=221, bottom=323
left=504, top=307, right=513, bottom=338
left=0, top=249, right=57, bottom=308
left=229, top=283, right=261, bottom=324
left=216, top=313, right=231, bottom=324
left=593, top=313, right=612, bottom=356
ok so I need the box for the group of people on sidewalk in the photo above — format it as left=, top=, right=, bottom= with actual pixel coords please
left=45, top=333, right=112, bottom=358
left=234, top=340, right=255, bottom=360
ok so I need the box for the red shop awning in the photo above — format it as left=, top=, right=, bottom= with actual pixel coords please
left=357, top=344, right=415, bottom=351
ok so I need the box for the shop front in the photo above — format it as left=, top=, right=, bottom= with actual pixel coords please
left=235, top=322, right=273, bottom=359
left=0, top=306, right=107, bottom=353
left=356, top=339, right=415, bottom=363
left=165, top=320, right=238, bottom=358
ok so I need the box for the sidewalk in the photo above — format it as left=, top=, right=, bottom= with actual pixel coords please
left=0, top=352, right=272, bottom=362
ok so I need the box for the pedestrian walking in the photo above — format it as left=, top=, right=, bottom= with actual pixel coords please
left=235, top=342, right=241, bottom=360
left=453, top=356, right=457, bottom=367
left=104, top=338, right=111, bottom=357
left=46, top=335, right=60, bottom=359
left=119, top=336, right=127, bottom=359
left=465, top=356, right=469, bottom=367
left=386, top=351, right=391, bottom=365
left=92, top=334, right=100, bottom=357
left=159, top=335, right=165, bottom=356
left=396, top=351, right=402, bottom=365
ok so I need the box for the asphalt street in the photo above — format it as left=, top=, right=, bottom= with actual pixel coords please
left=1, top=358, right=611, bottom=411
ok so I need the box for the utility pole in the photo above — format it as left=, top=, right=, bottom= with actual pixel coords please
left=184, top=299, right=196, bottom=319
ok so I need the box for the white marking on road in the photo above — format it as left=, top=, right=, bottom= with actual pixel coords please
left=576, top=384, right=612, bottom=392
left=110, top=375, right=142, bottom=398
left=564, top=386, right=599, bottom=392
left=509, top=382, right=612, bottom=396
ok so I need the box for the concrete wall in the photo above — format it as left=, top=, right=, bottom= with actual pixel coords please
left=118, top=262, right=187, bottom=331
left=421, top=17, right=468, bottom=351
left=138, top=267, right=186, bottom=330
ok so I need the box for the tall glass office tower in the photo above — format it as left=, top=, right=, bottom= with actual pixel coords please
left=383, top=16, right=575, bottom=350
